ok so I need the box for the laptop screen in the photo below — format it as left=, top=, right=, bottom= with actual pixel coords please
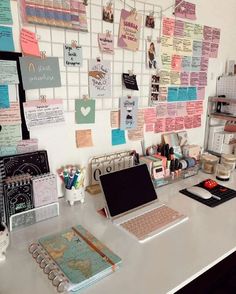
left=99, top=164, right=157, bottom=217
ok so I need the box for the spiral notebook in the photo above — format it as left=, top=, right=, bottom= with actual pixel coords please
left=32, top=173, right=58, bottom=207
left=3, top=174, right=34, bottom=226
left=0, top=150, right=49, bottom=222
left=29, top=225, right=122, bottom=293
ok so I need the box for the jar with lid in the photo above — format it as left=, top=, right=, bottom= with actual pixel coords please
left=200, top=153, right=219, bottom=174
left=221, top=153, right=236, bottom=171
left=216, top=164, right=231, bottom=181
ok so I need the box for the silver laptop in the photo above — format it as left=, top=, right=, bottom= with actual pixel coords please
left=99, top=164, right=188, bottom=243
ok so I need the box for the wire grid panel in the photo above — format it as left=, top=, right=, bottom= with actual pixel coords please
left=216, top=76, right=236, bottom=99
left=17, top=0, right=162, bottom=112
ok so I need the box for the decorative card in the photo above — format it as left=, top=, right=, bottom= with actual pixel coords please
left=146, top=40, right=159, bottom=69
left=118, top=9, right=142, bottom=51
left=98, top=33, right=114, bottom=54
left=75, top=99, right=95, bottom=124
left=19, top=57, right=61, bottom=90
left=120, top=96, right=138, bottom=130
left=64, top=44, right=83, bottom=67
left=88, top=59, right=111, bottom=98
left=122, top=73, right=139, bottom=90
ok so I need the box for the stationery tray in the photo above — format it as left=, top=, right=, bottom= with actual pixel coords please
left=180, top=181, right=236, bottom=207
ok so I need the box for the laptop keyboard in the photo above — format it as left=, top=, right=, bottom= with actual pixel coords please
left=120, top=205, right=186, bottom=241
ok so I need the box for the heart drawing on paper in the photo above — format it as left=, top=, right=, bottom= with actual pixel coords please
left=81, top=107, right=91, bottom=116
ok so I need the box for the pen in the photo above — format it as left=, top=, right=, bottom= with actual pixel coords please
left=212, top=195, right=221, bottom=200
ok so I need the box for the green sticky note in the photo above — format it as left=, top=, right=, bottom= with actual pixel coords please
left=0, top=0, right=13, bottom=25
left=75, top=99, right=95, bottom=124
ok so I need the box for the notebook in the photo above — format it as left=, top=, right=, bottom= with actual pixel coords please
left=3, top=174, right=33, bottom=226
left=0, top=150, right=50, bottom=222
left=99, top=164, right=188, bottom=243
left=29, top=225, right=121, bottom=293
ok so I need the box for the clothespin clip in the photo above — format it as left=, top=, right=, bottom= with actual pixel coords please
left=128, top=70, right=134, bottom=76
left=83, top=0, right=88, bottom=6
left=106, top=30, right=111, bottom=37
left=131, top=8, right=138, bottom=20
left=149, top=11, right=154, bottom=17
left=40, top=51, right=46, bottom=59
left=82, top=94, right=89, bottom=100
left=71, top=40, right=78, bottom=48
left=147, top=36, right=152, bottom=42
left=40, top=95, right=47, bottom=103
left=106, top=1, right=113, bottom=8
left=96, top=56, right=101, bottom=62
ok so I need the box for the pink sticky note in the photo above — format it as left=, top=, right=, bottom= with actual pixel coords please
left=20, top=28, right=40, bottom=57
left=144, top=108, right=156, bottom=124
left=145, top=124, right=154, bottom=132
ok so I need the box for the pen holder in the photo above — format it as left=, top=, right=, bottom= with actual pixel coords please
left=64, top=187, right=85, bottom=206
left=0, top=223, right=9, bottom=262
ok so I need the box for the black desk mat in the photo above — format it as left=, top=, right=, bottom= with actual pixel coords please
left=180, top=180, right=236, bottom=207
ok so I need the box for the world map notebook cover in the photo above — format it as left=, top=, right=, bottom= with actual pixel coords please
left=37, top=225, right=122, bottom=292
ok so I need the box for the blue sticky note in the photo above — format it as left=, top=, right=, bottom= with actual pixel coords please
left=188, top=87, right=197, bottom=100
left=0, top=146, right=17, bottom=156
left=182, top=56, right=191, bottom=72
left=112, top=129, right=126, bottom=146
left=193, top=40, right=203, bottom=56
left=0, top=26, right=15, bottom=52
left=191, top=57, right=201, bottom=72
left=178, top=87, right=188, bottom=101
left=0, top=85, right=10, bottom=108
left=0, top=0, right=13, bottom=24
left=167, top=87, right=179, bottom=102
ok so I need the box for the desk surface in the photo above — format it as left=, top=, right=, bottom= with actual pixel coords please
left=0, top=172, right=236, bottom=294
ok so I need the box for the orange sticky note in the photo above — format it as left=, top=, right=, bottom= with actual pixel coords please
left=20, top=28, right=40, bottom=57
left=76, top=129, right=93, bottom=148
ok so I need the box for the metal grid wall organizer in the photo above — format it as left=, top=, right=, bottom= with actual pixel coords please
left=18, top=0, right=162, bottom=112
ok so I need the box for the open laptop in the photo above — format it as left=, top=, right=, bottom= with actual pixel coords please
left=99, top=164, right=188, bottom=243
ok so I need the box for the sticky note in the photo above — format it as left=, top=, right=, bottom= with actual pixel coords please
left=167, top=87, right=179, bottom=102
left=0, top=0, right=13, bottom=25
left=0, top=85, right=10, bottom=108
left=0, top=26, right=14, bottom=52
left=112, top=129, right=126, bottom=146
left=188, top=87, right=197, bottom=100
left=20, top=29, right=40, bottom=57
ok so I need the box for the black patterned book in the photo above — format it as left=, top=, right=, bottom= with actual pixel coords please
left=0, top=150, right=50, bottom=222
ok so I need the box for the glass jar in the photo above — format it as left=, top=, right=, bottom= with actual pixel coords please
left=221, top=153, right=236, bottom=171
left=200, top=153, right=219, bottom=174
left=216, top=164, right=231, bottom=181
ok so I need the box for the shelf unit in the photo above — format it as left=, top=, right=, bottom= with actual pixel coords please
left=204, top=96, right=236, bottom=151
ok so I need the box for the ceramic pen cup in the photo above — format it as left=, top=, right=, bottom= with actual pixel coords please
left=64, top=187, right=85, bottom=206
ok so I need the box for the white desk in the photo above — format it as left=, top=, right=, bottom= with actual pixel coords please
left=0, top=172, right=236, bottom=294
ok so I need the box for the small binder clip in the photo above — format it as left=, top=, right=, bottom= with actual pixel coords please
left=128, top=70, right=134, bottom=76
left=40, top=95, right=47, bottom=103
left=106, top=30, right=111, bottom=37
left=82, top=94, right=89, bottom=100
left=147, top=36, right=152, bottom=42
left=96, top=56, right=101, bottom=62
left=40, top=51, right=46, bottom=59
left=71, top=40, right=78, bottom=48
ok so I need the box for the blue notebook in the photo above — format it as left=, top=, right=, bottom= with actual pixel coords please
left=29, top=225, right=122, bottom=292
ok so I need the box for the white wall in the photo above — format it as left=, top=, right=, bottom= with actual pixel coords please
left=9, top=0, right=236, bottom=189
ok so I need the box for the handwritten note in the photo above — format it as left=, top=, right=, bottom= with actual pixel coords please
left=154, top=119, right=165, bottom=133
left=0, top=85, right=10, bottom=108
left=144, top=108, right=156, bottom=124
left=0, top=26, right=14, bottom=52
left=110, top=110, right=120, bottom=128
left=127, top=110, right=144, bottom=141
left=23, top=99, right=65, bottom=130
left=118, top=9, right=141, bottom=51
left=112, top=129, right=126, bottom=146
left=98, top=33, right=114, bottom=54
left=0, top=102, right=21, bottom=125
left=76, top=129, right=93, bottom=148
left=0, top=0, right=13, bottom=24
left=0, top=124, right=22, bottom=146
left=64, top=44, right=83, bottom=66
left=162, top=18, right=175, bottom=36
left=17, top=139, right=38, bottom=154
left=19, top=57, right=61, bottom=90
left=88, top=59, right=111, bottom=98
left=0, top=60, right=18, bottom=84
left=20, top=28, right=40, bottom=57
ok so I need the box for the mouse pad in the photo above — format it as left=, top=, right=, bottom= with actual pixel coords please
left=180, top=181, right=236, bottom=207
